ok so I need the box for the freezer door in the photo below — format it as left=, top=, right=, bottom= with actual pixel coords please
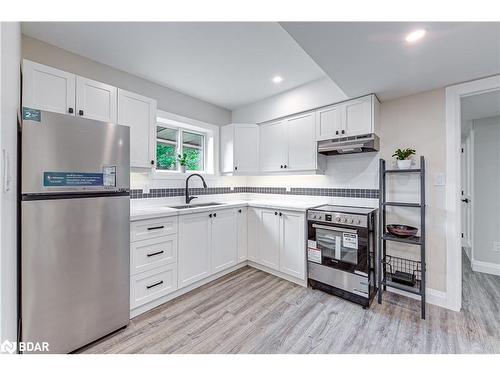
left=21, top=195, right=130, bottom=353
left=22, top=111, right=129, bottom=194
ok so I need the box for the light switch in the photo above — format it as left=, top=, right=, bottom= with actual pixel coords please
left=434, top=173, right=446, bottom=186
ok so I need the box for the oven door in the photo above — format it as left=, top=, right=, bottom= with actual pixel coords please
left=308, top=222, right=369, bottom=275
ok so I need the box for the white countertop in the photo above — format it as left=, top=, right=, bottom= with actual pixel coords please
left=130, top=195, right=378, bottom=221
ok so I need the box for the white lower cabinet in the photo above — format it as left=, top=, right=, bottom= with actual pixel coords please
left=247, top=207, right=260, bottom=262
left=279, top=211, right=306, bottom=279
left=248, top=207, right=306, bottom=280
left=237, top=207, right=248, bottom=262
left=259, top=209, right=281, bottom=271
left=212, top=209, right=238, bottom=273
left=130, top=234, right=177, bottom=275
left=130, top=263, right=177, bottom=309
left=178, top=212, right=212, bottom=288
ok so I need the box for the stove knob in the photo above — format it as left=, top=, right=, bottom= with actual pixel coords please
left=342, top=218, right=347, bottom=223
left=349, top=218, right=354, bottom=224
left=356, top=219, right=361, bottom=225
left=336, top=217, right=341, bottom=222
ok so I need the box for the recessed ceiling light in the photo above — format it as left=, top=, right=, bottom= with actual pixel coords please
left=405, top=29, right=426, bottom=43
left=272, top=76, right=283, bottom=84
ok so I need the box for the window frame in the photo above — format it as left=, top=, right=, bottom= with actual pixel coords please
left=151, top=109, right=218, bottom=180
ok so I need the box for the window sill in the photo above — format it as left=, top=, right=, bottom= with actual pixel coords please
left=150, top=169, right=218, bottom=180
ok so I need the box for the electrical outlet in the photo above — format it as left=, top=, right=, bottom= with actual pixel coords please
left=286, top=186, right=291, bottom=192
left=493, top=242, right=500, bottom=253
left=230, top=186, right=234, bottom=191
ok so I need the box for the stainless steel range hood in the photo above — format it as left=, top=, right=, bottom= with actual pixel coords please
left=318, top=134, right=380, bottom=155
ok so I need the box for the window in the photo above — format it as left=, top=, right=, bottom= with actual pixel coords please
left=156, top=124, right=206, bottom=172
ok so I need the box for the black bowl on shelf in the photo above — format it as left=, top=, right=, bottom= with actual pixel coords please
left=386, top=224, right=418, bottom=238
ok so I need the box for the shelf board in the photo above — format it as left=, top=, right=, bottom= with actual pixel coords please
left=382, top=279, right=422, bottom=295
left=382, top=202, right=421, bottom=208
left=382, top=233, right=422, bottom=245
left=384, top=168, right=421, bottom=174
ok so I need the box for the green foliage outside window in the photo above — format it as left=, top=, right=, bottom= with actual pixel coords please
left=156, top=144, right=202, bottom=171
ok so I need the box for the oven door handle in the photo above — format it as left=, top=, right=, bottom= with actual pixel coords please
left=312, top=223, right=358, bottom=234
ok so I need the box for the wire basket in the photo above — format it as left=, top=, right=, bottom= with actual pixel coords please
left=382, top=254, right=421, bottom=288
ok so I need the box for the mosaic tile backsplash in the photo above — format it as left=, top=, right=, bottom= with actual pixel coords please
left=130, top=187, right=379, bottom=199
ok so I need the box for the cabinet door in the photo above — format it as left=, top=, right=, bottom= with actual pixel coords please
left=234, top=124, right=259, bottom=172
left=316, top=104, right=343, bottom=141
left=344, top=96, right=373, bottom=137
left=247, top=207, right=260, bottom=262
left=117, top=89, right=157, bottom=168
left=279, top=211, right=306, bottom=280
left=220, top=124, right=234, bottom=174
left=76, top=76, right=117, bottom=123
left=237, top=207, right=248, bottom=262
left=22, top=60, right=76, bottom=115
left=259, top=209, right=280, bottom=270
left=287, top=113, right=316, bottom=171
left=212, top=209, right=238, bottom=273
left=259, top=120, right=287, bottom=172
left=178, top=212, right=211, bottom=288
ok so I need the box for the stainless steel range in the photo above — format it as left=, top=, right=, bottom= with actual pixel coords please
left=307, top=205, right=377, bottom=308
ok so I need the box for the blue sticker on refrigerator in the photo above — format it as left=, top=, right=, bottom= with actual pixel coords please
left=43, top=172, right=104, bottom=187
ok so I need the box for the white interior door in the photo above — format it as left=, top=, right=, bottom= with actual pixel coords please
left=76, top=76, right=117, bottom=123
left=461, top=135, right=473, bottom=253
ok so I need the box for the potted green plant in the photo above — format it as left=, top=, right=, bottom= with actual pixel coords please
left=392, top=148, right=416, bottom=169
left=177, top=153, right=188, bottom=173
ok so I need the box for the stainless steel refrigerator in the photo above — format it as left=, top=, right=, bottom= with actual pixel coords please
left=20, top=110, right=130, bottom=354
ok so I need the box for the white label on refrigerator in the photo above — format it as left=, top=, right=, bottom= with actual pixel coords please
left=307, top=248, right=322, bottom=263
left=343, top=233, right=358, bottom=249
left=307, top=240, right=317, bottom=249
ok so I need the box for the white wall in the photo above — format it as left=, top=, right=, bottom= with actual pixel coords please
left=231, top=77, right=347, bottom=124
left=22, top=35, right=231, bottom=126
left=472, top=116, right=500, bottom=267
left=0, top=21, right=21, bottom=343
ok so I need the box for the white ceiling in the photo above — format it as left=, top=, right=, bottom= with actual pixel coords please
left=461, top=90, right=500, bottom=122
left=22, top=22, right=326, bottom=110
left=281, top=22, right=500, bottom=101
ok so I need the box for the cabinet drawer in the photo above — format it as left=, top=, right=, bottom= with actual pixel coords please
left=130, top=234, right=177, bottom=275
left=130, top=264, right=177, bottom=309
left=131, top=216, right=178, bottom=242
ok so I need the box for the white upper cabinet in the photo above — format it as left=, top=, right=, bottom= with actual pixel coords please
left=344, top=96, right=373, bottom=137
left=259, top=120, right=287, bottom=172
left=286, top=112, right=317, bottom=171
left=316, top=104, right=343, bottom=140
left=279, top=211, right=306, bottom=279
left=220, top=123, right=259, bottom=174
left=212, top=209, right=238, bottom=273
left=76, top=76, right=117, bottom=123
left=23, top=60, right=76, bottom=115
left=316, top=94, right=379, bottom=141
left=117, top=89, right=157, bottom=168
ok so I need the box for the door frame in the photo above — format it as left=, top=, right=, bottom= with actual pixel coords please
left=445, top=74, right=500, bottom=311
left=460, top=130, right=473, bottom=256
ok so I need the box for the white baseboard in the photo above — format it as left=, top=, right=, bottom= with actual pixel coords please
left=386, top=286, right=448, bottom=309
left=472, top=259, right=500, bottom=276
left=247, top=261, right=307, bottom=287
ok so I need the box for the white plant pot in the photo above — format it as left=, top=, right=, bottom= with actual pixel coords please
left=397, top=159, right=412, bottom=169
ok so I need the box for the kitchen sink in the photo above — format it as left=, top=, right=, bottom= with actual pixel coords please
left=169, top=202, right=225, bottom=209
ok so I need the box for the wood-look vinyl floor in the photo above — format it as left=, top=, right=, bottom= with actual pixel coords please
left=81, top=253, right=499, bottom=354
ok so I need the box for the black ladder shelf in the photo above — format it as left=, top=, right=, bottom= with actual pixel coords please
left=378, top=156, right=426, bottom=319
